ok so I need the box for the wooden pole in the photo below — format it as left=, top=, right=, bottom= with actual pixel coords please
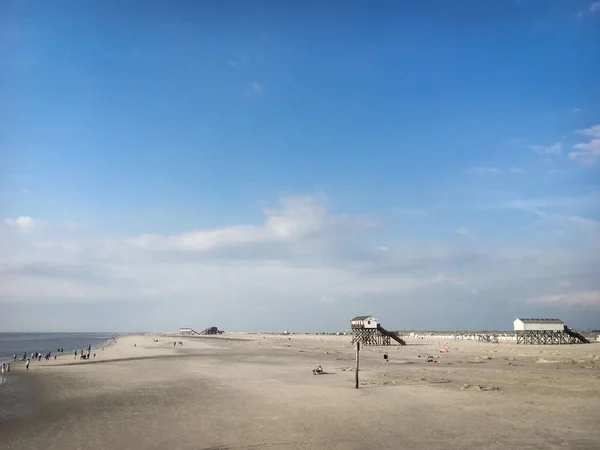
left=355, top=341, right=360, bottom=389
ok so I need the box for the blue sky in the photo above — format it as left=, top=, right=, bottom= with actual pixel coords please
left=1, top=0, right=599, bottom=332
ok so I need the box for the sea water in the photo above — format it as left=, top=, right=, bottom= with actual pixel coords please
left=0, top=332, right=117, bottom=363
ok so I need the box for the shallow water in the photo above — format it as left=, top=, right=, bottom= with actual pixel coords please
left=0, top=333, right=117, bottom=363
left=0, top=372, right=36, bottom=422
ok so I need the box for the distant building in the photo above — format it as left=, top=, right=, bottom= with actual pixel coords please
left=179, top=328, right=194, bottom=335
left=513, top=318, right=564, bottom=332
left=513, top=318, right=589, bottom=344
left=350, top=315, right=405, bottom=346
left=351, top=315, right=378, bottom=329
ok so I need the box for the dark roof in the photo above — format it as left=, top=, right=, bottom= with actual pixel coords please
left=515, top=318, right=564, bottom=324
left=352, top=316, right=372, bottom=321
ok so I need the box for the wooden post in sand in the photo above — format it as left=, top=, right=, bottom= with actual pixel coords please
left=354, top=341, right=360, bottom=389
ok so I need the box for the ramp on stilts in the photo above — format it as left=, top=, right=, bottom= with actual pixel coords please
left=350, top=324, right=406, bottom=346
left=564, top=326, right=590, bottom=343
left=377, top=324, right=407, bottom=346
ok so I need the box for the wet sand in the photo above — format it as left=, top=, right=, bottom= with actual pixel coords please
left=1, top=333, right=599, bottom=449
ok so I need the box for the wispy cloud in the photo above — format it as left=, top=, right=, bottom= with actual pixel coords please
left=435, top=273, right=466, bottom=286
left=471, top=166, right=501, bottom=174
left=504, top=192, right=599, bottom=212
left=4, top=216, right=47, bottom=234
left=530, top=142, right=562, bottom=155
left=570, top=124, right=600, bottom=165
left=126, top=196, right=376, bottom=253
left=591, top=2, right=600, bottom=13
left=566, top=215, right=600, bottom=230
left=527, top=290, right=600, bottom=309
left=2, top=192, right=599, bottom=330
left=456, top=226, right=481, bottom=241
left=246, top=81, right=263, bottom=97
left=394, top=208, right=426, bottom=218
left=471, top=166, right=525, bottom=174
left=503, top=193, right=600, bottom=234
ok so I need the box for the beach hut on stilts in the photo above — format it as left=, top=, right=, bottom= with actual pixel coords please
left=350, top=315, right=406, bottom=346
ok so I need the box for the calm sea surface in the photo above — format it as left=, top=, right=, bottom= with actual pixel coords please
left=0, top=332, right=117, bottom=363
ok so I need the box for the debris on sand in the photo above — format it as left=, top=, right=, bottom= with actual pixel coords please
left=536, top=358, right=561, bottom=364
left=461, top=384, right=500, bottom=392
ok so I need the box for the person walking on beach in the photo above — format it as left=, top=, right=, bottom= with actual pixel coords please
left=74, top=350, right=78, bottom=360
left=26, top=359, right=30, bottom=370
left=13, top=353, right=17, bottom=362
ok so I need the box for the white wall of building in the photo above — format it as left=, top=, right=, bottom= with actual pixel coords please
left=513, top=319, right=564, bottom=332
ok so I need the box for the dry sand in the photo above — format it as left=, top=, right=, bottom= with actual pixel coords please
left=1, top=333, right=599, bottom=449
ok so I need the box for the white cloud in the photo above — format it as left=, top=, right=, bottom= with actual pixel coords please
left=504, top=192, right=600, bottom=212
left=456, top=226, right=481, bottom=241
left=591, top=2, right=600, bottom=13
left=570, top=124, right=600, bottom=164
left=126, top=196, right=376, bottom=253
left=566, top=215, right=599, bottom=230
left=503, top=193, right=600, bottom=236
left=570, top=140, right=600, bottom=165
left=394, top=208, right=426, bottom=218
left=577, top=124, right=600, bottom=138
left=4, top=216, right=47, bottom=234
left=527, top=290, right=600, bottom=309
left=530, top=142, right=562, bottom=155
left=470, top=167, right=525, bottom=174
left=471, top=167, right=501, bottom=174
left=435, top=273, right=466, bottom=286
left=247, top=81, right=262, bottom=96
left=251, top=82, right=262, bottom=93
left=1, top=193, right=599, bottom=331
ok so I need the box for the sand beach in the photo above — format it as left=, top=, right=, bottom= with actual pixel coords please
left=1, top=333, right=599, bottom=449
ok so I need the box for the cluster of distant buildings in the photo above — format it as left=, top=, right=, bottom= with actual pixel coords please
left=177, top=317, right=598, bottom=344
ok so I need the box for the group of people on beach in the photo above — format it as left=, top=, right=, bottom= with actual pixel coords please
left=74, top=345, right=97, bottom=360
left=5, top=344, right=104, bottom=373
